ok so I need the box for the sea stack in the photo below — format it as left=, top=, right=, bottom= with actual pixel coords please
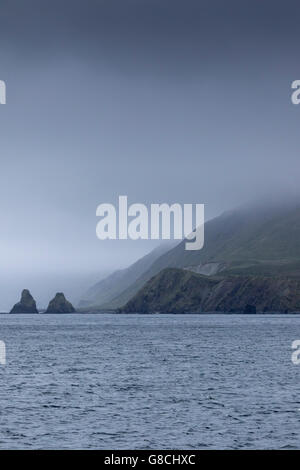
left=45, top=293, right=76, bottom=313
left=10, top=289, right=38, bottom=314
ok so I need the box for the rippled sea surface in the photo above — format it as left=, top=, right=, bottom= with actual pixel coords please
left=0, top=313, right=300, bottom=449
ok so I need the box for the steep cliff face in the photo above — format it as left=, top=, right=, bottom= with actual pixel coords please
left=120, top=268, right=300, bottom=313
left=46, top=293, right=76, bottom=313
left=10, top=289, right=38, bottom=314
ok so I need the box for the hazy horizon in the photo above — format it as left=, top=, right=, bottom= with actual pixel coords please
left=1, top=0, right=300, bottom=310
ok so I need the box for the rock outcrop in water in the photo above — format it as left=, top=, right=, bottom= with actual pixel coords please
left=119, top=268, right=300, bottom=314
left=45, top=293, right=76, bottom=313
left=10, top=289, right=38, bottom=314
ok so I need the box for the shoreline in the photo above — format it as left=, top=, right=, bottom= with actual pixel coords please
left=1, top=311, right=300, bottom=315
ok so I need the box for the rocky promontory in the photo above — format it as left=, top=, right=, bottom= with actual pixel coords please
left=119, top=268, right=300, bottom=314
left=45, top=293, right=76, bottom=313
left=10, top=289, right=38, bottom=314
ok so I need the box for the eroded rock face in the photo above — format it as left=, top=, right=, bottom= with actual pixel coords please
left=243, top=304, right=257, bottom=314
left=10, top=289, right=38, bottom=314
left=119, top=268, right=300, bottom=314
left=45, top=293, right=76, bottom=313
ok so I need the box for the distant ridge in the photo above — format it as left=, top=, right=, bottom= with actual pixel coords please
left=79, top=242, right=177, bottom=310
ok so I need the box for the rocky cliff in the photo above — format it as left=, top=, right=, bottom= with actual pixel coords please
left=119, top=268, right=300, bottom=313
left=10, top=289, right=38, bottom=314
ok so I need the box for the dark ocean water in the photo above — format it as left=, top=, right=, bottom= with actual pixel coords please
left=0, top=313, right=299, bottom=449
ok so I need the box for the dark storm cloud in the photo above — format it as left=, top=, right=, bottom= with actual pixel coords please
left=1, top=0, right=299, bottom=68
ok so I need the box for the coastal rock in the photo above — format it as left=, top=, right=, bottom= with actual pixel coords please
left=45, top=293, right=76, bottom=313
left=10, top=289, right=38, bottom=314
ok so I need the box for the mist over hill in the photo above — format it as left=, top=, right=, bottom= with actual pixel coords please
left=79, top=242, right=176, bottom=309
left=84, top=197, right=300, bottom=312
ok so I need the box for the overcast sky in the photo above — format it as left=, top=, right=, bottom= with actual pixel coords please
left=0, top=0, right=300, bottom=309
